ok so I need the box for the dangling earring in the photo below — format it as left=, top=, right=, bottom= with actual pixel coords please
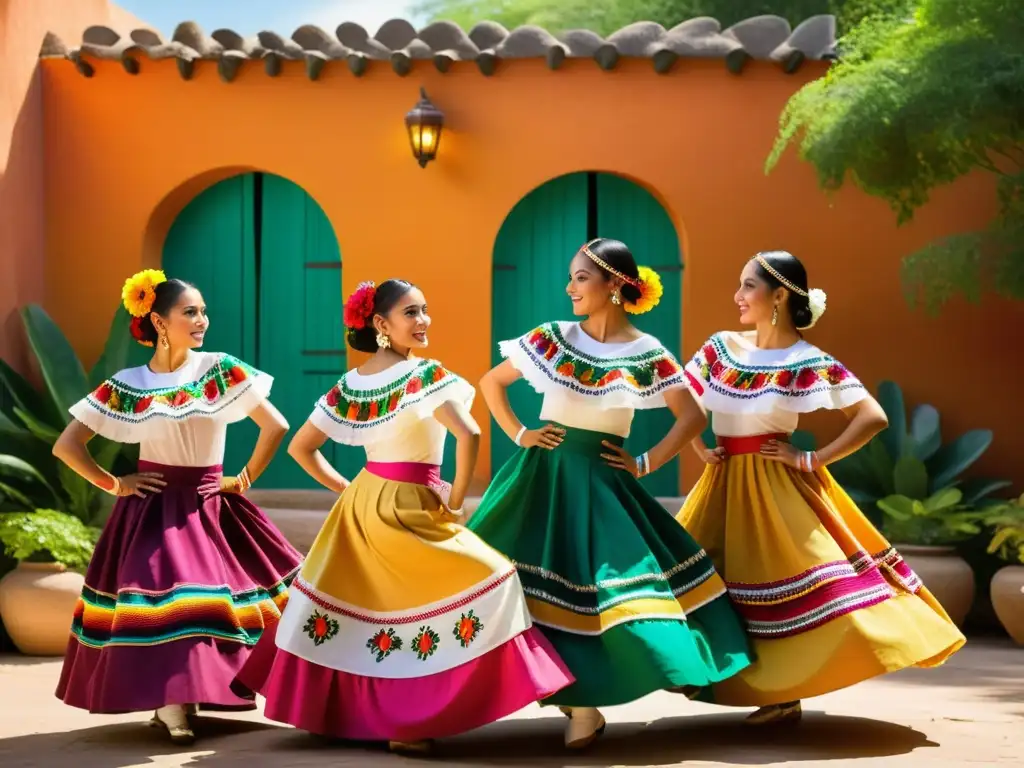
left=376, top=330, right=391, bottom=350
left=160, top=331, right=169, bottom=350
left=611, top=291, right=622, bottom=306
left=771, top=306, right=779, bottom=326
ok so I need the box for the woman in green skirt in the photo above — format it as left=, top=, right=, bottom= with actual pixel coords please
left=468, top=238, right=754, bottom=749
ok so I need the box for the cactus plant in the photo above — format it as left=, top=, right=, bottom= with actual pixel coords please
left=828, top=381, right=1010, bottom=517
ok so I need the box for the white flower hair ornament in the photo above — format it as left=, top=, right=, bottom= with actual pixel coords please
left=805, top=288, right=828, bottom=328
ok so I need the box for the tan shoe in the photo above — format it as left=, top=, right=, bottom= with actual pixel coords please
left=150, top=704, right=196, bottom=745
left=564, top=707, right=606, bottom=749
left=388, top=739, right=434, bottom=754
left=745, top=701, right=802, bottom=726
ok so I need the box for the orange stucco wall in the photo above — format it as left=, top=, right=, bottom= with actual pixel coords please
left=36, top=53, right=1022, bottom=492
left=0, top=0, right=149, bottom=372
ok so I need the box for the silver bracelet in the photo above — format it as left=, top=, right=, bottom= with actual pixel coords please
left=514, top=426, right=527, bottom=446
left=636, top=452, right=651, bottom=477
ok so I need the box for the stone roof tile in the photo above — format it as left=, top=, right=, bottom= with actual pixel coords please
left=41, top=15, right=836, bottom=79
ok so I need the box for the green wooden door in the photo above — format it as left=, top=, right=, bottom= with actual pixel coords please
left=491, top=173, right=589, bottom=473
left=159, top=172, right=348, bottom=488
left=595, top=174, right=683, bottom=497
left=491, top=172, right=683, bottom=495
left=258, top=174, right=353, bottom=488
left=157, top=174, right=258, bottom=476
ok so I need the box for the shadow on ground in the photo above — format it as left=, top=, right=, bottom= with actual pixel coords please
left=0, top=711, right=938, bottom=768
left=882, top=639, right=1024, bottom=710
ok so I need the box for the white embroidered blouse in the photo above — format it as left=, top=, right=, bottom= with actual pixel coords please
left=500, top=321, right=687, bottom=438
left=308, top=358, right=475, bottom=465
left=69, top=351, right=273, bottom=467
left=683, top=330, right=868, bottom=437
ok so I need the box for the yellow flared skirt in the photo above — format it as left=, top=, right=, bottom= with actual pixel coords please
left=301, top=470, right=510, bottom=611
left=677, top=451, right=966, bottom=707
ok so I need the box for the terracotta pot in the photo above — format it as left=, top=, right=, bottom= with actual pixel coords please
left=897, top=544, right=975, bottom=628
left=990, top=565, right=1024, bottom=645
left=0, top=561, right=83, bottom=656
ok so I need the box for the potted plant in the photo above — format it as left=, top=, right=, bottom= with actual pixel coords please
left=982, top=494, right=1024, bottom=644
left=876, top=487, right=986, bottom=627
left=829, top=381, right=1010, bottom=525
left=0, top=509, right=98, bottom=655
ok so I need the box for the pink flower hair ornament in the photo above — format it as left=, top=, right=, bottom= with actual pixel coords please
left=343, top=281, right=377, bottom=330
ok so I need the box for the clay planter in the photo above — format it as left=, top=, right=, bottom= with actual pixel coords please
left=898, top=545, right=975, bottom=628
left=990, top=565, right=1024, bottom=645
left=0, top=561, right=83, bottom=656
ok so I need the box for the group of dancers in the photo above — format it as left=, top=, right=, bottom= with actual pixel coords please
left=49, top=239, right=966, bottom=753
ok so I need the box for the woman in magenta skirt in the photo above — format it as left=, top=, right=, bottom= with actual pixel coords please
left=52, top=269, right=302, bottom=745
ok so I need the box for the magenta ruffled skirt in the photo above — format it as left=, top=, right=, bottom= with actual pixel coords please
left=237, top=621, right=572, bottom=742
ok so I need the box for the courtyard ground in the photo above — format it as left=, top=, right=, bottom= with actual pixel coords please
left=0, top=638, right=1019, bottom=767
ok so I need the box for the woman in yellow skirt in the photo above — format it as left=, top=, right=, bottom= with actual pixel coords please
left=236, top=279, right=573, bottom=752
left=677, top=251, right=965, bottom=725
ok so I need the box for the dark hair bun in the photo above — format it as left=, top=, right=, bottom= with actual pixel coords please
left=346, top=326, right=379, bottom=354
left=344, top=278, right=415, bottom=353
left=585, top=238, right=642, bottom=305
left=752, top=251, right=816, bottom=330
left=791, top=300, right=813, bottom=330
left=127, top=278, right=195, bottom=347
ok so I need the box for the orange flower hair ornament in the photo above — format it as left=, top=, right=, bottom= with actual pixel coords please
left=626, top=266, right=663, bottom=315
left=122, top=269, right=167, bottom=317
left=122, top=269, right=166, bottom=347
left=580, top=241, right=663, bottom=315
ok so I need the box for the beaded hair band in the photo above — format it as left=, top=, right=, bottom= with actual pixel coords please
left=581, top=240, right=642, bottom=288
left=754, top=254, right=808, bottom=297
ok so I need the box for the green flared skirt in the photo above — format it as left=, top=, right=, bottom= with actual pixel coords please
left=467, top=425, right=754, bottom=707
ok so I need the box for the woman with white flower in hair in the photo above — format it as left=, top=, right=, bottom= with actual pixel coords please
left=676, top=251, right=965, bottom=725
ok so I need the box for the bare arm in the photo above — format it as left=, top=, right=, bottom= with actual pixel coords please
left=690, top=436, right=707, bottom=458
left=761, top=394, right=889, bottom=470
left=480, top=360, right=526, bottom=442
left=645, top=388, right=708, bottom=473
left=480, top=359, right=563, bottom=450
left=235, top=400, right=290, bottom=486
left=816, top=395, right=889, bottom=466
left=287, top=421, right=349, bottom=494
left=52, top=420, right=165, bottom=497
left=431, top=401, right=480, bottom=511
left=602, top=388, right=708, bottom=476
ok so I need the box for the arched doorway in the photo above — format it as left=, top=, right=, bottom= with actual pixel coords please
left=492, top=172, right=683, bottom=496
left=142, top=172, right=351, bottom=488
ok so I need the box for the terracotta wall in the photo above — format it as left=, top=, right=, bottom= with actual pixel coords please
left=0, top=0, right=149, bottom=372
left=37, top=53, right=1022, bottom=491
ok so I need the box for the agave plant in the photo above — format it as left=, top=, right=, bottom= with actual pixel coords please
left=828, top=381, right=1010, bottom=516
left=983, top=494, right=1024, bottom=565
left=0, top=304, right=136, bottom=524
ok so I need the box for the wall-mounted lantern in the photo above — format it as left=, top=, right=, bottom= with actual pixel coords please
left=405, top=88, right=444, bottom=169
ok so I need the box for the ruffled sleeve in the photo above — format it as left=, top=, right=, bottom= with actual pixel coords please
left=499, top=321, right=687, bottom=410
left=684, top=332, right=867, bottom=415
left=69, top=354, right=272, bottom=443
left=309, top=360, right=475, bottom=445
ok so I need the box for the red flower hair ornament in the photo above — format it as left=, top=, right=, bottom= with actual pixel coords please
left=344, top=281, right=377, bottom=330
left=129, top=316, right=155, bottom=347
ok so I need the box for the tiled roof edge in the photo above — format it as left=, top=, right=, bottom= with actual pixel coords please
left=40, top=15, right=837, bottom=79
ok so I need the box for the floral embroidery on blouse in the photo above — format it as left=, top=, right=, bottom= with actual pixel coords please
left=86, top=354, right=257, bottom=422
left=315, top=360, right=461, bottom=430
left=513, top=322, right=683, bottom=400
left=685, top=333, right=864, bottom=404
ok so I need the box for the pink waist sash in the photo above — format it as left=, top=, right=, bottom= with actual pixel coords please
left=365, top=461, right=451, bottom=503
